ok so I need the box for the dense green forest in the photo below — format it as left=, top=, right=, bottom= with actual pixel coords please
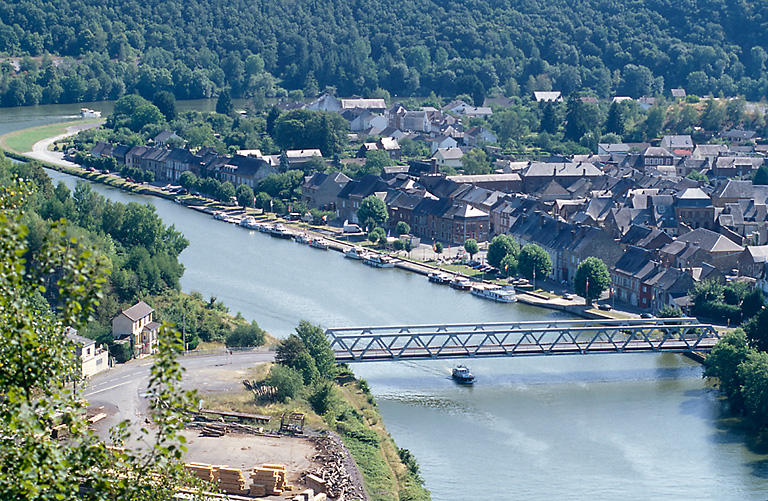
left=0, top=0, right=767, bottom=106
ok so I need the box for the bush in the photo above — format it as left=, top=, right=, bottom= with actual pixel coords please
left=109, top=339, right=132, bottom=363
left=266, top=365, right=304, bottom=402
left=434, top=241, right=443, bottom=254
left=309, top=381, right=338, bottom=415
left=225, top=321, right=266, bottom=347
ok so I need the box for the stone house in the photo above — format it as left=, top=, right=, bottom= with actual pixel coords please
left=112, top=301, right=160, bottom=356
left=301, top=171, right=351, bottom=212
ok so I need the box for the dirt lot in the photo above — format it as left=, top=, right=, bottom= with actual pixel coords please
left=182, top=430, right=317, bottom=485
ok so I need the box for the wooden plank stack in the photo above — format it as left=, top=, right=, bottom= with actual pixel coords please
left=250, top=464, right=293, bottom=497
left=184, top=462, right=216, bottom=483
left=217, top=466, right=248, bottom=495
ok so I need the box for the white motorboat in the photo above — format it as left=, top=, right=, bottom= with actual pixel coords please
left=471, top=284, right=517, bottom=303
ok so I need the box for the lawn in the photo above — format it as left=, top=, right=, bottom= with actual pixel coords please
left=0, top=119, right=103, bottom=153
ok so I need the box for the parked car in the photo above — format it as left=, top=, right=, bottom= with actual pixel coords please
left=640, top=313, right=654, bottom=319
left=563, top=293, right=575, bottom=300
left=597, top=303, right=612, bottom=311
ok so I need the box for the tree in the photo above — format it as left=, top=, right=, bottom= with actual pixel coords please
left=517, top=244, right=553, bottom=281
left=739, top=350, right=768, bottom=429
left=565, top=97, right=599, bottom=142
left=0, top=179, right=195, bottom=498
left=276, top=334, right=306, bottom=367
left=754, top=165, right=768, bottom=185
left=464, top=238, right=479, bottom=260
left=574, top=257, right=610, bottom=303
left=540, top=102, right=558, bottom=134
left=294, top=320, right=336, bottom=379
left=216, top=87, right=233, bottom=115
left=604, top=101, right=626, bottom=136
left=395, top=221, right=410, bottom=236
left=487, top=235, right=519, bottom=269
left=703, top=330, right=750, bottom=405
left=368, top=227, right=386, bottom=245
left=273, top=109, right=348, bottom=155
left=217, top=181, right=236, bottom=203
left=225, top=321, right=265, bottom=347
left=235, top=184, right=254, bottom=208
left=152, top=90, right=177, bottom=121
left=500, top=253, right=518, bottom=277
left=744, top=306, right=768, bottom=352
left=434, top=241, right=444, bottom=254
left=362, top=150, right=391, bottom=176
left=357, top=195, right=388, bottom=229
left=658, top=305, right=683, bottom=318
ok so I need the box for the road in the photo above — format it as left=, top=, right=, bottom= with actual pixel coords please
left=82, top=349, right=275, bottom=446
left=24, top=122, right=100, bottom=166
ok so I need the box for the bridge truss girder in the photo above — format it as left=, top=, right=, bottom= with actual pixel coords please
left=326, top=318, right=720, bottom=363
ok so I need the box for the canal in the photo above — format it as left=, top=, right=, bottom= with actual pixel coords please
left=6, top=104, right=768, bottom=499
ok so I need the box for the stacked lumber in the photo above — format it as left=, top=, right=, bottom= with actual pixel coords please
left=185, top=462, right=216, bottom=483
left=250, top=464, right=292, bottom=496
left=217, top=467, right=248, bottom=495
left=200, top=423, right=226, bottom=437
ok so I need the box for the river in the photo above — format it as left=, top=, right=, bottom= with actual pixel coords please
left=7, top=104, right=768, bottom=500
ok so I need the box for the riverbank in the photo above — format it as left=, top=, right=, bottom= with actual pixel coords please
left=1, top=123, right=640, bottom=325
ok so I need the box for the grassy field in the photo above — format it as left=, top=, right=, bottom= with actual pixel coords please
left=0, top=119, right=103, bottom=153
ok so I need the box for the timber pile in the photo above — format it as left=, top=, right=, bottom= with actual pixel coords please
left=218, top=466, right=248, bottom=495
left=301, top=436, right=363, bottom=500
left=200, top=423, right=226, bottom=437
left=184, top=462, right=217, bottom=483
left=250, top=464, right=293, bottom=497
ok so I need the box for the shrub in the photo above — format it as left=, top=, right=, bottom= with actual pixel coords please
left=266, top=365, right=304, bottom=402
left=309, top=381, right=338, bottom=415
left=225, top=321, right=266, bottom=347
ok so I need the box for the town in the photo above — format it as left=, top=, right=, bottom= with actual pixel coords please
left=82, top=89, right=768, bottom=321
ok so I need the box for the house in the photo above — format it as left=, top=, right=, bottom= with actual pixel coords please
left=305, top=93, right=342, bottom=113
left=460, top=106, right=493, bottom=118
left=738, top=246, right=768, bottom=278
left=428, top=135, right=458, bottom=154
left=720, top=129, right=757, bottom=142
left=140, top=148, right=171, bottom=180
left=349, top=110, right=387, bottom=132
left=611, top=246, right=659, bottom=308
left=410, top=198, right=490, bottom=244
left=340, top=98, right=387, bottom=114
left=674, top=187, right=715, bottom=230
left=432, top=147, right=464, bottom=169
left=164, top=147, right=197, bottom=182
left=66, top=327, right=108, bottom=377
left=619, top=225, right=674, bottom=252
left=533, top=91, right=563, bottom=103
left=640, top=147, right=675, bottom=171
left=612, top=96, right=633, bottom=104
left=282, top=149, right=323, bottom=169
left=464, top=126, right=498, bottom=147
left=336, top=174, right=390, bottom=223
left=125, top=145, right=149, bottom=170
left=692, top=144, right=728, bottom=162
left=660, top=228, right=743, bottom=269
left=645, top=267, right=696, bottom=313
left=152, top=130, right=182, bottom=146
left=112, top=301, right=160, bottom=356
left=520, top=162, right=604, bottom=192
left=712, top=180, right=768, bottom=207
left=718, top=199, right=768, bottom=244
left=712, top=157, right=764, bottom=178
left=402, top=110, right=430, bottom=132
left=218, top=155, right=276, bottom=189
left=111, top=144, right=131, bottom=165
left=302, top=171, right=351, bottom=211
left=671, top=88, right=687, bottom=99
left=378, top=137, right=401, bottom=160
left=442, top=100, right=471, bottom=114
left=660, top=135, right=693, bottom=152
left=446, top=173, right=522, bottom=193
left=91, top=141, right=113, bottom=158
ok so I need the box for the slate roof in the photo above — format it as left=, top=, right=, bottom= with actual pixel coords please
left=676, top=228, right=743, bottom=253
left=614, top=246, right=658, bottom=279
left=121, top=301, right=154, bottom=321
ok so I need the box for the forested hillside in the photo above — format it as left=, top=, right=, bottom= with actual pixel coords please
left=0, top=0, right=767, bottom=106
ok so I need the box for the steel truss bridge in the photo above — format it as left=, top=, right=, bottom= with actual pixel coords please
left=326, top=318, right=719, bottom=363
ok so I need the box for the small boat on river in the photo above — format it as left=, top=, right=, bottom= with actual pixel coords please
left=267, top=223, right=293, bottom=239
left=452, top=365, right=475, bottom=384
left=471, top=284, right=517, bottom=303
left=294, top=233, right=311, bottom=245
left=344, top=247, right=368, bottom=260
left=363, top=254, right=395, bottom=268
left=309, top=238, right=329, bottom=250
left=449, top=276, right=471, bottom=290
left=428, top=272, right=451, bottom=284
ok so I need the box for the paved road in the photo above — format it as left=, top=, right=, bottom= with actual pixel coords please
left=82, top=350, right=275, bottom=445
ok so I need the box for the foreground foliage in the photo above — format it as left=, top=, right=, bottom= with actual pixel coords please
left=0, top=178, right=199, bottom=499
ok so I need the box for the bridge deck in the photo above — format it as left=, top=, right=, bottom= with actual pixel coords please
left=327, top=318, right=720, bottom=363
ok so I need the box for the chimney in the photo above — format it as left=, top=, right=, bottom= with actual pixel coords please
left=431, top=157, right=438, bottom=175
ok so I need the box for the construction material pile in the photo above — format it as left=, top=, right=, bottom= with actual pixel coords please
left=185, top=462, right=216, bottom=483
left=301, top=435, right=364, bottom=500
left=249, top=464, right=294, bottom=497
left=218, top=466, right=248, bottom=496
